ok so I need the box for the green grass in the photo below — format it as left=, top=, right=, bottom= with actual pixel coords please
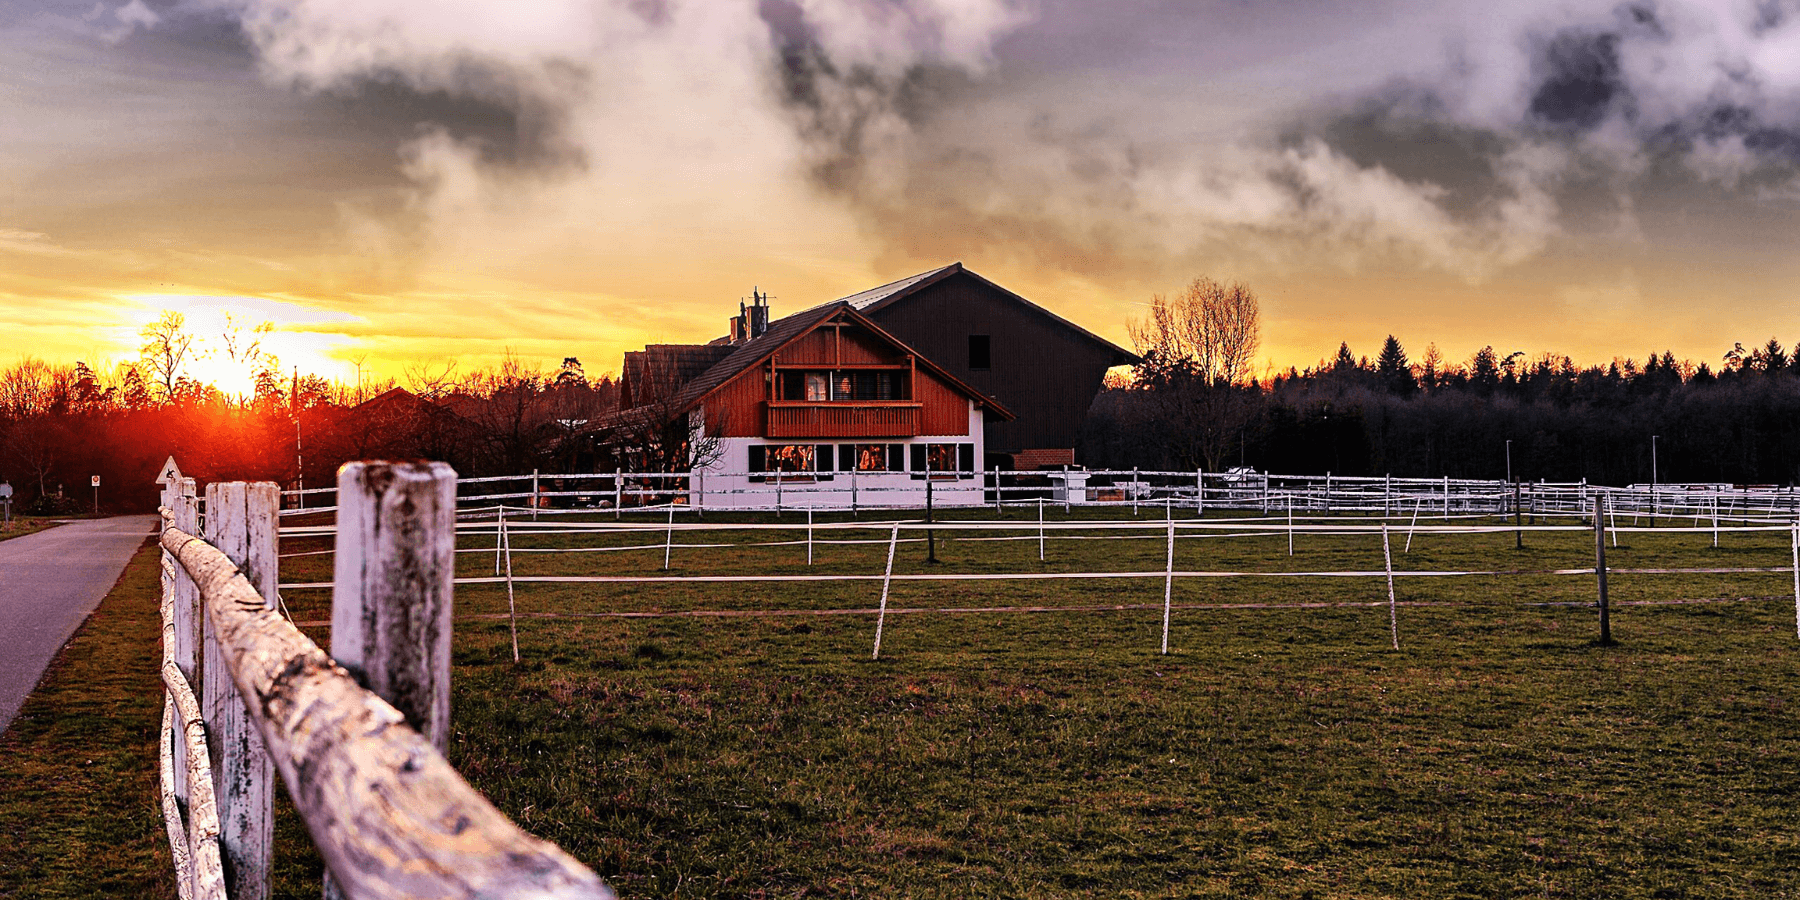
left=10, top=509, right=1800, bottom=898
left=0, top=541, right=174, bottom=898
left=0, top=516, right=63, bottom=542
left=280, top=508, right=1800, bottom=898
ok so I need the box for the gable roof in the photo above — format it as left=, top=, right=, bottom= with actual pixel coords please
left=656, top=302, right=1013, bottom=420
left=819, top=262, right=1138, bottom=366
left=622, top=343, right=736, bottom=405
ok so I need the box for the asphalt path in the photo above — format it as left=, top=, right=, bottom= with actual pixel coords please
left=0, top=516, right=155, bottom=733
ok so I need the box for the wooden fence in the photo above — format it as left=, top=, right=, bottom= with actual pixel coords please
left=156, top=461, right=614, bottom=900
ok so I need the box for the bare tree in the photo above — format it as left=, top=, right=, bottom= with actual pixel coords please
left=140, top=311, right=198, bottom=403
left=1130, top=276, right=1261, bottom=387
left=1128, top=276, right=1264, bottom=471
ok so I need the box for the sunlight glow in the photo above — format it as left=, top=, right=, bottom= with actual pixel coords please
left=119, top=294, right=361, bottom=393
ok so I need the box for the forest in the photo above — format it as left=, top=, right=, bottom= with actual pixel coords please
left=1083, top=335, right=1800, bottom=488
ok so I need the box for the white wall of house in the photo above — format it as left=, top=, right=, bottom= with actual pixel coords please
left=690, top=401, right=988, bottom=509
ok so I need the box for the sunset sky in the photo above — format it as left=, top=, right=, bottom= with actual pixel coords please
left=5, top=0, right=1800, bottom=386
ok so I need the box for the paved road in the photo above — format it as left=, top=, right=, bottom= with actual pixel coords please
left=0, top=516, right=156, bottom=733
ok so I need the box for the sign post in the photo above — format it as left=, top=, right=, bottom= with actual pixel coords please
left=91, top=475, right=100, bottom=515
left=0, top=482, right=12, bottom=527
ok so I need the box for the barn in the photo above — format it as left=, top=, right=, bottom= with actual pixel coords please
left=827, top=263, right=1137, bottom=468
left=606, top=264, right=1130, bottom=507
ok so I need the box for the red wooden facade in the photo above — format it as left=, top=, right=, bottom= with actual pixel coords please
left=700, top=308, right=1003, bottom=440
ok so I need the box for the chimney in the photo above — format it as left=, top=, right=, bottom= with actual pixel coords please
left=729, top=300, right=746, bottom=344
left=748, top=287, right=770, bottom=339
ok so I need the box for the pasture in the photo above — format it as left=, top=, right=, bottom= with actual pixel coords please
left=267, top=508, right=1800, bottom=898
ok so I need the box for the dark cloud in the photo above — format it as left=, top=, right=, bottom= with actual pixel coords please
left=1529, top=30, right=1624, bottom=128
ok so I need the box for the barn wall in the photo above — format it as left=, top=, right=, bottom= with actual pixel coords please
left=863, top=272, right=1125, bottom=455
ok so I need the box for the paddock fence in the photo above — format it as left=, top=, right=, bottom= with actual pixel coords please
left=271, top=489, right=1800, bottom=663
left=275, top=468, right=1800, bottom=526
left=155, top=463, right=613, bottom=900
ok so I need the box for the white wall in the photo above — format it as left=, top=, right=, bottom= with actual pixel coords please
left=690, top=400, right=988, bottom=509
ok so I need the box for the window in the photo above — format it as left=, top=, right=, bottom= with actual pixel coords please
left=847, top=444, right=891, bottom=471
left=771, top=444, right=816, bottom=472
left=781, top=369, right=909, bottom=401
left=969, top=334, right=991, bottom=370
left=911, top=442, right=977, bottom=479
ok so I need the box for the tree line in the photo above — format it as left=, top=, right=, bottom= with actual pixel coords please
left=1083, top=277, right=1800, bottom=487
left=0, top=312, right=618, bottom=513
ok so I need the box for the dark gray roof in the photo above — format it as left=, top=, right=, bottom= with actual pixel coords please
left=660, top=302, right=846, bottom=414
left=808, top=262, right=1137, bottom=365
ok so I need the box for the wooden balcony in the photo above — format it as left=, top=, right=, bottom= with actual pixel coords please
left=766, top=401, right=921, bottom=438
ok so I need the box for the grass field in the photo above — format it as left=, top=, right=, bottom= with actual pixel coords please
left=276, top=507, right=1800, bottom=898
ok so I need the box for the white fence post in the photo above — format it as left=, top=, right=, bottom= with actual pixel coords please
left=1038, top=497, right=1045, bottom=562
left=531, top=469, right=540, bottom=522
left=663, top=505, right=675, bottom=571
left=1791, top=521, right=1799, bottom=640
left=1383, top=523, right=1399, bottom=651
left=1160, top=520, right=1175, bottom=655
left=201, top=480, right=279, bottom=900
left=501, top=507, right=520, bottom=663
left=872, top=524, right=900, bottom=660
left=331, top=462, right=457, bottom=749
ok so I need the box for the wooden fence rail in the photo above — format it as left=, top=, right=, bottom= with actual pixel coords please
left=157, top=461, right=614, bottom=900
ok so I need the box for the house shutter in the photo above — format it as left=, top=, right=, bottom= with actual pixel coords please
left=888, top=444, right=903, bottom=471
left=911, top=444, right=927, bottom=480
left=959, top=443, right=975, bottom=478
left=817, top=445, right=834, bottom=472
left=840, top=444, right=856, bottom=471
left=747, top=445, right=765, bottom=473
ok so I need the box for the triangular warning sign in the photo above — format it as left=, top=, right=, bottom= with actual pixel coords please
left=155, top=456, right=182, bottom=485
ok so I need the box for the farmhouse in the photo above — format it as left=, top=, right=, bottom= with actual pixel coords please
left=606, top=264, right=1131, bottom=507
left=612, top=291, right=1011, bottom=508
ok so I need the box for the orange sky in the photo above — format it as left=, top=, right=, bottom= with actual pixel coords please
left=6, top=1, right=1800, bottom=387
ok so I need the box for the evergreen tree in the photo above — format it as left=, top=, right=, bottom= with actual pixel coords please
left=1375, top=335, right=1413, bottom=395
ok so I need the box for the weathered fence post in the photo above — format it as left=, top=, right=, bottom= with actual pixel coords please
left=325, top=461, right=456, bottom=900
left=202, top=481, right=279, bottom=900
left=168, top=476, right=201, bottom=815
left=531, top=469, right=540, bottom=522
left=331, top=461, right=457, bottom=747
left=1593, top=495, right=1613, bottom=646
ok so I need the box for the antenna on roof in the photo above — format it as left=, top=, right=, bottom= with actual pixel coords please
left=740, top=286, right=772, bottom=340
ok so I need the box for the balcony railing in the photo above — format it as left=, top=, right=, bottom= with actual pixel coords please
left=766, top=401, right=921, bottom=438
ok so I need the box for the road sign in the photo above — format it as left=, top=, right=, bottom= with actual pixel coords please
left=155, top=456, right=182, bottom=485
left=91, top=475, right=101, bottom=487
left=0, top=483, right=11, bottom=499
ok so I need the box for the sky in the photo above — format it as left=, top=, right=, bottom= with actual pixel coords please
left=4, top=0, right=1800, bottom=388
